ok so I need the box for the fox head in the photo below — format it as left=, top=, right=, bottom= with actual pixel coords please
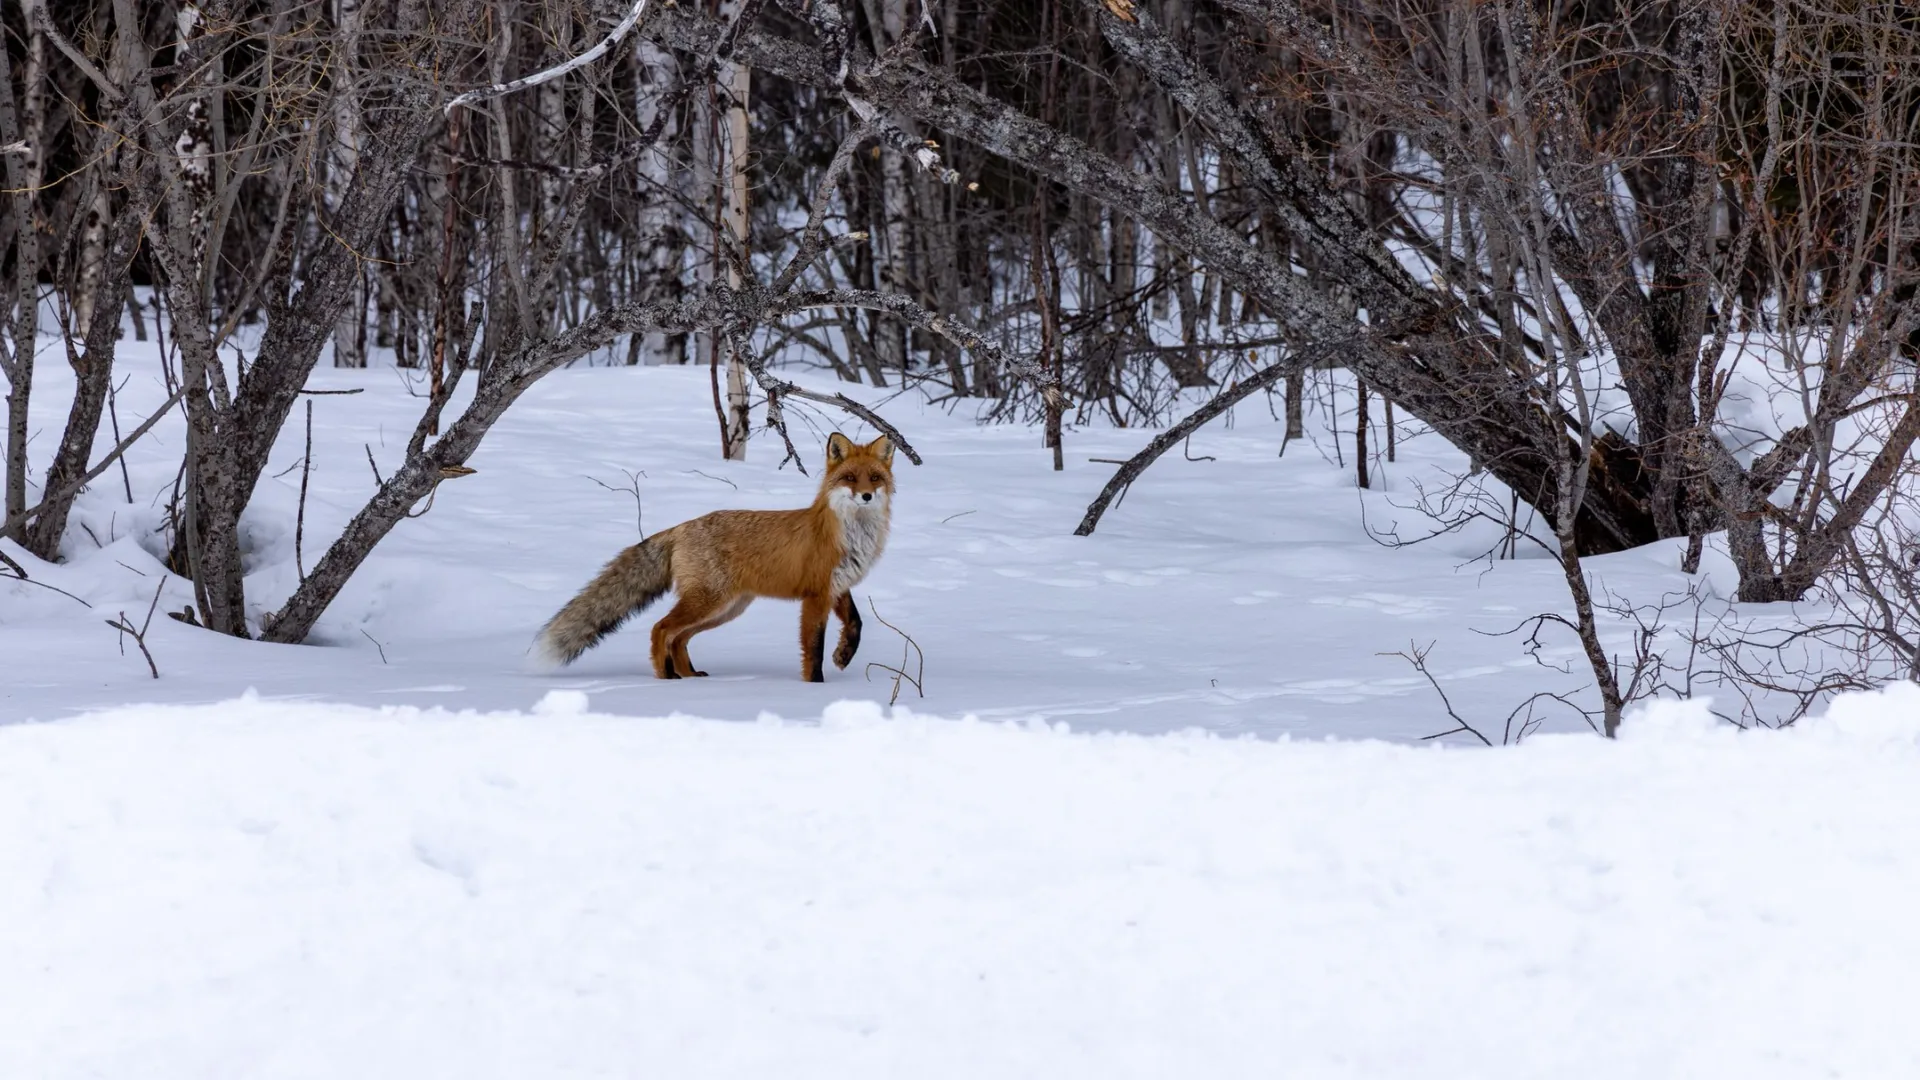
left=822, top=433, right=896, bottom=512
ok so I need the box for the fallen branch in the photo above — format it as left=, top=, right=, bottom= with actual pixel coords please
left=106, top=581, right=167, bottom=679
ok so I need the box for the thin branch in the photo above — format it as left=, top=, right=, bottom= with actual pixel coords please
left=862, top=598, right=925, bottom=706
left=105, top=581, right=167, bottom=679
left=29, top=2, right=121, bottom=104
left=295, top=399, right=312, bottom=581
left=1388, top=641, right=1492, bottom=747
left=445, top=0, right=652, bottom=114
left=1075, top=349, right=1322, bottom=536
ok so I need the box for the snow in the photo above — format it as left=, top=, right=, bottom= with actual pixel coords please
left=2, top=312, right=1722, bottom=738
left=8, top=307, right=1920, bottom=1072
left=5, top=685, right=1920, bottom=1077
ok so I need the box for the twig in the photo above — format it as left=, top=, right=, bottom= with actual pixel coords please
left=686, top=468, right=738, bottom=490
left=587, top=469, right=647, bottom=536
left=365, top=443, right=384, bottom=486
left=107, top=376, right=135, bottom=501
left=297, top=387, right=366, bottom=395
left=940, top=509, right=976, bottom=524
left=296, top=400, right=312, bottom=581
left=360, top=628, right=389, bottom=664
left=1, top=547, right=95, bottom=608
left=1074, top=346, right=1335, bottom=536
left=862, top=599, right=925, bottom=706
left=1385, top=641, right=1493, bottom=747
left=105, top=581, right=167, bottom=679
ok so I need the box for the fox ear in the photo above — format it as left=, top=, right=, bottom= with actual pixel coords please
left=826, top=432, right=853, bottom=464
left=867, top=435, right=895, bottom=464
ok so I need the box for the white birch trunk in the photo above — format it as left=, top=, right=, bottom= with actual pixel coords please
left=328, top=0, right=367, bottom=366
left=870, top=0, right=913, bottom=375
left=631, top=36, right=685, bottom=364
left=719, top=30, right=751, bottom=460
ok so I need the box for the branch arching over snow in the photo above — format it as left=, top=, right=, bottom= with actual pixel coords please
left=444, top=0, right=651, bottom=115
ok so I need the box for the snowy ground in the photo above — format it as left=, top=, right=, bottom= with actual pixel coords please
left=9, top=320, right=1920, bottom=1074
left=5, top=686, right=1920, bottom=1078
left=1, top=315, right=1729, bottom=739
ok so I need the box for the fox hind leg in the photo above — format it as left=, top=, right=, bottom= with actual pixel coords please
left=670, top=595, right=752, bottom=677
left=832, top=592, right=862, bottom=670
left=651, top=592, right=723, bottom=679
left=800, top=594, right=831, bottom=683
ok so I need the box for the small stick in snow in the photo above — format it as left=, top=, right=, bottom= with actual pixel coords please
left=106, top=581, right=167, bottom=679
left=360, top=628, right=389, bottom=665
left=685, top=469, right=737, bottom=491
left=588, top=469, right=647, bottom=537
left=1385, top=641, right=1492, bottom=747
left=862, top=600, right=925, bottom=707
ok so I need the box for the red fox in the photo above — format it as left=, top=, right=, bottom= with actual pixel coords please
left=533, top=433, right=895, bottom=682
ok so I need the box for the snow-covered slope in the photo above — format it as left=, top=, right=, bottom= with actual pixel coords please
left=5, top=686, right=1918, bottom=1078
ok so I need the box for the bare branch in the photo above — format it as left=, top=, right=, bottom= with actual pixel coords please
left=445, top=0, right=653, bottom=115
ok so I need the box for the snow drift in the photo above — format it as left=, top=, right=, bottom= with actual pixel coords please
left=5, top=685, right=1920, bottom=1078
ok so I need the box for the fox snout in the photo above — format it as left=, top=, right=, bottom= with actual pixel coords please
left=860, top=491, right=874, bottom=503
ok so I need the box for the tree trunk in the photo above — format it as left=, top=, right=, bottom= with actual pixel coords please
left=632, top=34, right=688, bottom=365
left=329, top=0, right=368, bottom=367
left=1355, top=378, right=1370, bottom=489
left=720, top=20, right=750, bottom=459
left=24, top=195, right=143, bottom=560
left=1, top=25, right=46, bottom=541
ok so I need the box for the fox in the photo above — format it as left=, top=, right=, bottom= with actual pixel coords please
left=532, top=432, right=896, bottom=682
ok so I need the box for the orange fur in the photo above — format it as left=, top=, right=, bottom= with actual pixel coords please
left=534, top=434, right=895, bottom=681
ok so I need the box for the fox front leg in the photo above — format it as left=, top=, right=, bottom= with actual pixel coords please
left=800, top=594, right=832, bottom=683
left=832, top=593, right=862, bottom=670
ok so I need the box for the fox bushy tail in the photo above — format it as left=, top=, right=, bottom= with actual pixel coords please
left=533, top=533, right=675, bottom=667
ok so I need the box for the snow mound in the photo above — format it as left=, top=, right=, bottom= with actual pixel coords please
left=5, top=688, right=1920, bottom=1077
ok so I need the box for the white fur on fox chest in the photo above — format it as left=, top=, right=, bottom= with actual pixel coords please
left=828, top=490, right=890, bottom=595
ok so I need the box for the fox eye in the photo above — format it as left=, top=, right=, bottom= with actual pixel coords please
left=868, top=474, right=884, bottom=484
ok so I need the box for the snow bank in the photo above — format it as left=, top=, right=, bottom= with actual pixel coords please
left=5, top=686, right=1920, bottom=1078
